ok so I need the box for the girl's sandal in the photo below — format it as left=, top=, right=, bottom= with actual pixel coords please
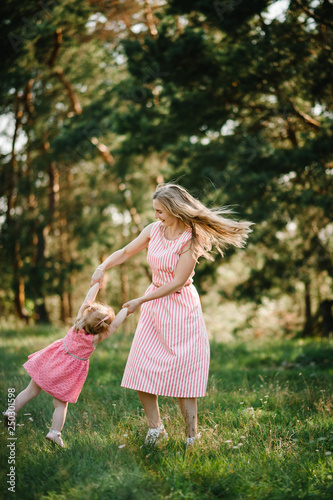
left=3, top=411, right=17, bottom=428
left=185, top=432, right=201, bottom=447
left=144, top=423, right=168, bottom=445
left=46, top=428, right=65, bottom=448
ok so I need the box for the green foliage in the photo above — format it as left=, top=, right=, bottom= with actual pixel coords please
left=114, top=0, right=333, bottom=334
left=0, top=0, right=332, bottom=334
left=0, top=0, right=160, bottom=322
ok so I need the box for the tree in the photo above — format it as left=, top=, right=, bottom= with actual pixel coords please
left=1, top=0, right=332, bottom=336
left=0, top=0, right=161, bottom=322
left=109, top=0, right=333, bottom=335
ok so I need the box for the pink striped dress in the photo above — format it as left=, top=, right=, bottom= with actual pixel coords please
left=121, top=221, right=210, bottom=398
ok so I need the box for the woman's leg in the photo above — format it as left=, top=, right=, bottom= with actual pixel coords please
left=177, top=397, right=197, bottom=438
left=13, top=379, right=42, bottom=413
left=51, top=397, right=68, bottom=432
left=137, top=391, right=162, bottom=428
left=137, top=391, right=168, bottom=444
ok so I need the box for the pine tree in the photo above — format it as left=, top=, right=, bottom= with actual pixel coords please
left=109, top=0, right=333, bottom=335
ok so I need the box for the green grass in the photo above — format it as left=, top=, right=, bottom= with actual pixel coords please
left=1, top=326, right=333, bottom=499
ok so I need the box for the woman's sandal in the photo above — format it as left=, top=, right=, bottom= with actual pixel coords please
left=46, top=428, right=65, bottom=448
left=185, top=432, right=201, bottom=447
left=3, top=411, right=17, bottom=428
left=144, top=423, right=168, bottom=445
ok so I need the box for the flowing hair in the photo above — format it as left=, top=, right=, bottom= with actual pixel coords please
left=74, top=302, right=115, bottom=335
left=152, top=183, right=253, bottom=261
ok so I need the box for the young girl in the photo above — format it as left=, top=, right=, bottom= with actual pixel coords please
left=3, top=283, right=128, bottom=447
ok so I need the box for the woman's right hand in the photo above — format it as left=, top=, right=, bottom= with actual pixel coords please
left=90, top=268, right=105, bottom=289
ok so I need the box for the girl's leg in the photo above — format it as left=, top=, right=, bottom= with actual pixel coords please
left=51, top=397, right=68, bottom=432
left=177, top=397, right=197, bottom=438
left=46, top=398, right=68, bottom=447
left=137, top=391, right=161, bottom=428
left=13, top=379, right=42, bottom=413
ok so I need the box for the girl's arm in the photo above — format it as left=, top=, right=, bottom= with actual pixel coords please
left=77, top=282, right=100, bottom=318
left=90, top=223, right=154, bottom=288
left=122, top=243, right=196, bottom=314
left=94, top=307, right=128, bottom=345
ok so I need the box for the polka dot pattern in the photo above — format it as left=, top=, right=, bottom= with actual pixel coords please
left=23, top=327, right=95, bottom=403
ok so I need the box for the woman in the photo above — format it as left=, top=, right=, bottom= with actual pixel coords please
left=90, top=183, right=252, bottom=446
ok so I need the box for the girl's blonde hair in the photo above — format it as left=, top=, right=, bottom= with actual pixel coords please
left=153, top=183, right=253, bottom=261
left=74, top=302, right=115, bottom=335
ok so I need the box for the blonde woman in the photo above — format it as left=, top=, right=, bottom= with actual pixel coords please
left=90, top=184, right=252, bottom=446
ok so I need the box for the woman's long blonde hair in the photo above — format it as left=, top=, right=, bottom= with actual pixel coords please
left=74, top=302, right=115, bottom=335
left=153, top=183, right=253, bottom=261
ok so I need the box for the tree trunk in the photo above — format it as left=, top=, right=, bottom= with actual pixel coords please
left=58, top=169, right=74, bottom=324
left=60, top=291, right=70, bottom=323
left=7, top=93, right=29, bottom=322
left=303, top=279, right=313, bottom=336
left=68, top=273, right=76, bottom=320
left=144, top=0, right=158, bottom=38
left=13, top=241, right=29, bottom=322
left=48, top=161, right=60, bottom=227
left=35, top=302, right=50, bottom=324
left=320, top=300, right=333, bottom=337
left=34, top=225, right=50, bottom=323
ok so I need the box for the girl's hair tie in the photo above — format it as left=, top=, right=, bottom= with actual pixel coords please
left=94, top=315, right=109, bottom=328
left=86, top=300, right=94, bottom=311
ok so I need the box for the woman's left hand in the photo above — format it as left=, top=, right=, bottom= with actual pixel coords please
left=90, top=269, right=105, bottom=289
left=122, top=298, right=142, bottom=315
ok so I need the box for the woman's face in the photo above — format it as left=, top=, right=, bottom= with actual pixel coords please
left=153, top=200, right=176, bottom=226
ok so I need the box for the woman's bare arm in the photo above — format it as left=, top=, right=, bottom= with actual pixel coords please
left=94, top=307, right=128, bottom=345
left=90, top=223, right=154, bottom=288
left=122, top=244, right=196, bottom=314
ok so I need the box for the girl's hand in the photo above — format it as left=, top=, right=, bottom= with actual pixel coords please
left=90, top=269, right=105, bottom=289
left=122, top=298, right=142, bottom=315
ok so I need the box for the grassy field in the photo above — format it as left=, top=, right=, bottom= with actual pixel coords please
left=1, top=325, right=333, bottom=499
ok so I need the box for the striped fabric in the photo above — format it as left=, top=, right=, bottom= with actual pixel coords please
left=121, top=221, right=210, bottom=398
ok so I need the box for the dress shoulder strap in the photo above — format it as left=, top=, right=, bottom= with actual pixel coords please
left=175, top=227, right=192, bottom=255
left=150, top=221, right=164, bottom=240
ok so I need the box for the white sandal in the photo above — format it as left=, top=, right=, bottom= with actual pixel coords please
left=46, top=428, right=65, bottom=448
left=185, top=432, right=201, bottom=447
left=144, top=423, right=168, bottom=445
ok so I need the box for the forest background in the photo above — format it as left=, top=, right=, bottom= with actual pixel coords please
left=0, top=0, right=332, bottom=340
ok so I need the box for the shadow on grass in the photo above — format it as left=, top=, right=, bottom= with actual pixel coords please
left=209, top=338, right=333, bottom=371
left=11, top=429, right=242, bottom=500
left=1, top=330, right=333, bottom=499
left=0, top=324, right=62, bottom=339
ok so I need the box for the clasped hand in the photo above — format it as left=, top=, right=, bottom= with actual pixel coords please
left=122, top=298, right=142, bottom=315
left=90, top=269, right=141, bottom=314
left=90, top=269, right=104, bottom=289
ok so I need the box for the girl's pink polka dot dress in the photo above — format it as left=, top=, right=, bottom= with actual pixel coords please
left=23, top=327, right=95, bottom=403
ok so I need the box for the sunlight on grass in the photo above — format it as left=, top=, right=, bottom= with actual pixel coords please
left=1, top=328, right=332, bottom=499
